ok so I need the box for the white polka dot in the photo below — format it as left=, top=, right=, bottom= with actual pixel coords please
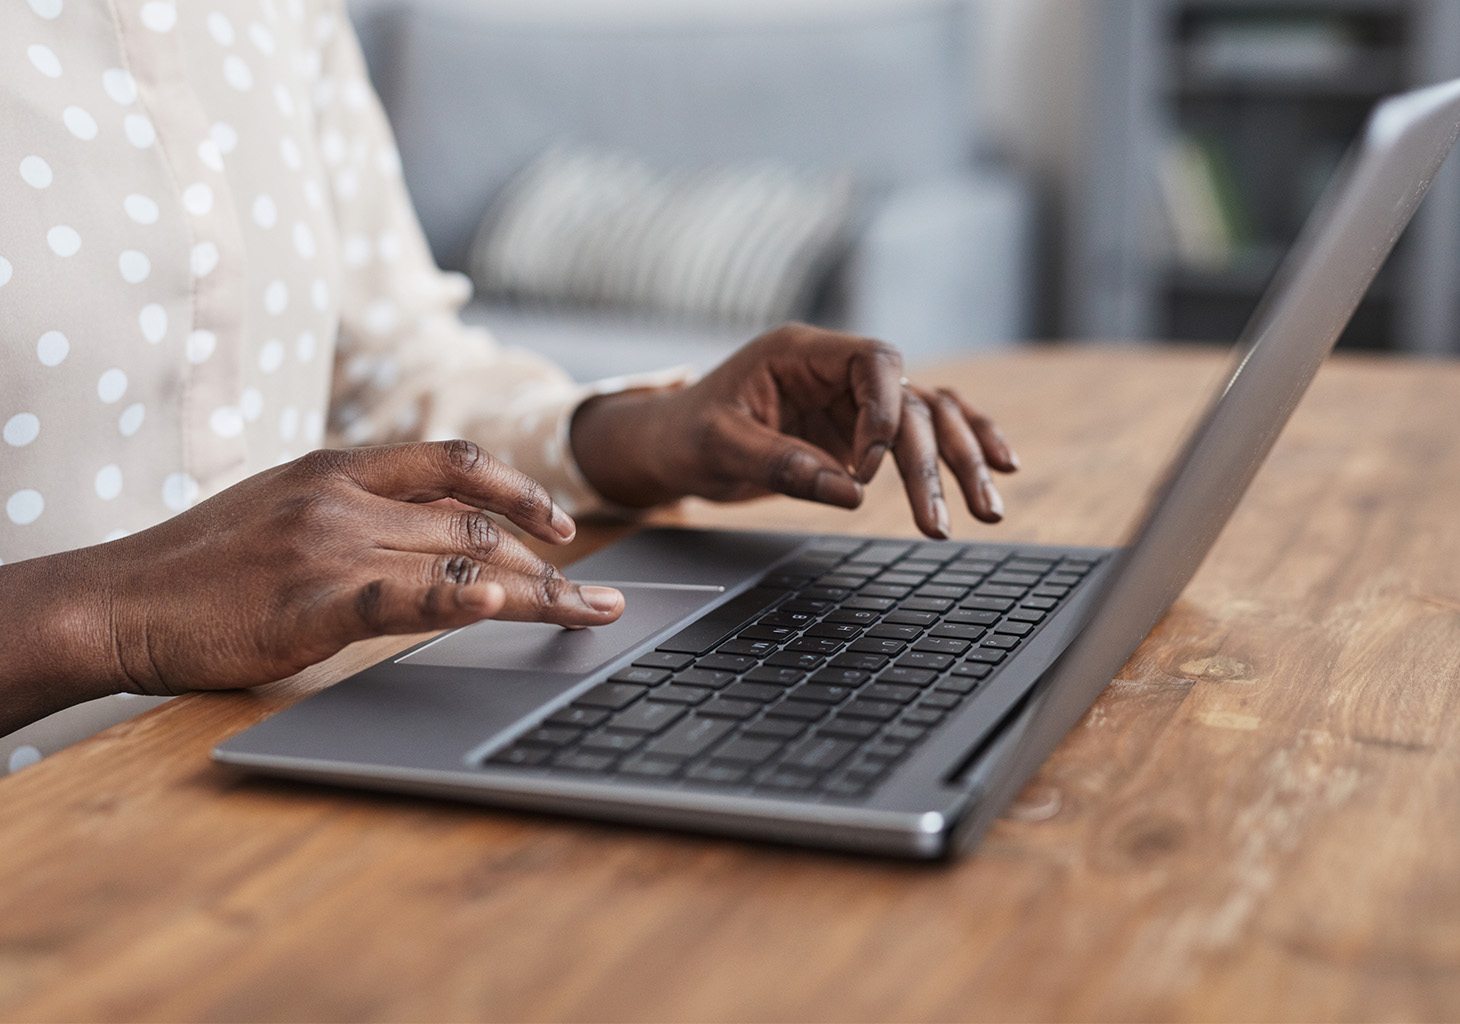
left=378, top=230, right=401, bottom=263
left=258, top=338, right=286, bottom=373
left=364, top=300, right=398, bottom=335
left=251, top=193, right=277, bottom=228
left=97, top=368, right=128, bottom=404
left=249, top=22, right=276, bottom=55
left=197, top=138, right=224, bottom=172
left=7, top=490, right=44, bottom=526
left=303, top=409, right=324, bottom=445
left=312, top=79, right=337, bottom=114
left=223, top=54, right=253, bottom=91
left=139, top=303, right=168, bottom=343
left=334, top=169, right=359, bottom=200
left=119, top=250, right=150, bottom=283
left=27, top=44, right=61, bottom=79
left=292, top=221, right=316, bottom=260
left=0, top=257, right=11, bottom=287
left=301, top=179, right=323, bottom=211
left=240, top=388, right=264, bottom=421
left=19, top=156, right=52, bottom=189
left=286, top=0, right=304, bottom=21
left=190, top=241, right=219, bottom=277
left=47, top=225, right=80, bottom=257
left=320, top=129, right=346, bottom=166
left=372, top=357, right=399, bottom=390
left=95, top=464, right=123, bottom=500
left=207, top=11, right=235, bottom=45
left=264, top=280, right=288, bottom=315
left=124, top=114, right=156, bottom=148
left=310, top=278, right=329, bottom=311
left=342, top=234, right=371, bottom=267
left=376, top=146, right=401, bottom=177
left=183, top=183, right=214, bottom=216
left=342, top=78, right=371, bottom=110
left=4, top=414, right=40, bottom=447
left=315, top=12, right=338, bottom=43
left=186, top=329, right=217, bottom=364
left=162, top=472, right=198, bottom=512
left=8, top=746, right=42, bottom=774
left=278, top=405, right=299, bottom=442
left=210, top=406, right=244, bottom=438
left=296, top=330, right=316, bottom=363
left=294, top=49, right=320, bottom=81
left=28, top=0, right=63, bottom=19
left=344, top=354, right=373, bottom=383
left=273, top=84, right=296, bottom=118
left=36, top=330, right=68, bottom=366
left=102, top=68, right=137, bottom=105
left=140, top=2, right=177, bottom=31
left=63, top=106, right=98, bottom=140
left=210, top=121, right=238, bottom=155
left=119, top=402, right=145, bottom=436
left=279, top=136, right=302, bottom=170
left=124, top=193, right=159, bottom=224
left=262, top=0, right=280, bottom=25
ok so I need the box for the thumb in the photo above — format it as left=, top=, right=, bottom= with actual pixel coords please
left=718, top=416, right=865, bottom=508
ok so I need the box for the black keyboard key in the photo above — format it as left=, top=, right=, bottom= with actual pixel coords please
left=743, top=665, right=807, bottom=686
left=742, top=717, right=808, bottom=739
left=974, top=584, right=1026, bottom=600
left=579, top=730, right=645, bottom=753
left=884, top=610, right=938, bottom=626
left=765, top=699, right=830, bottom=722
left=1020, top=596, right=1059, bottom=611
left=965, top=649, right=1007, bottom=664
left=699, top=698, right=760, bottom=719
left=761, top=573, right=812, bottom=590
left=608, top=701, right=685, bottom=733
left=934, top=675, right=979, bottom=694
left=897, top=651, right=954, bottom=671
left=721, top=681, right=784, bottom=703
left=786, top=636, right=845, bottom=656
left=643, top=716, right=734, bottom=759
left=486, top=745, right=551, bottom=767
left=673, top=668, right=735, bottom=689
left=759, top=611, right=816, bottom=629
left=809, top=667, right=870, bottom=687
left=825, top=778, right=871, bottom=797
left=781, top=598, right=835, bottom=615
left=868, top=623, right=922, bottom=641
left=929, top=623, right=985, bottom=641
left=1032, top=584, right=1070, bottom=598
left=885, top=724, right=928, bottom=743
left=765, top=650, right=825, bottom=670
left=651, top=685, right=713, bottom=705
left=863, top=741, right=909, bottom=762
left=1007, top=608, right=1046, bottom=624
left=982, top=634, right=1021, bottom=650
left=805, top=622, right=862, bottom=641
left=915, top=584, right=968, bottom=600
left=618, top=756, right=680, bottom=779
left=900, top=597, right=954, bottom=613
left=921, top=691, right=963, bottom=710
left=739, top=624, right=795, bottom=642
left=841, top=698, right=902, bottom=721
left=850, top=636, right=907, bottom=656
left=823, top=609, right=879, bottom=626
left=896, top=558, right=945, bottom=573
left=841, top=595, right=897, bottom=611
left=545, top=706, right=610, bottom=729
left=876, top=572, right=926, bottom=587
left=800, top=586, right=851, bottom=602
left=717, top=638, right=777, bottom=657
left=1047, top=572, right=1083, bottom=587
left=712, top=737, right=784, bottom=764
left=633, top=651, right=695, bottom=671
left=685, top=763, right=749, bottom=785
left=819, top=717, right=880, bottom=740
left=552, top=750, right=616, bottom=773
left=856, top=542, right=912, bottom=565
left=842, top=758, right=890, bottom=780
left=788, top=683, right=855, bottom=704
left=931, top=571, right=983, bottom=587
left=859, top=583, right=911, bottom=599
left=950, top=559, right=998, bottom=575
left=783, top=736, right=856, bottom=772
left=949, top=661, right=993, bottom=678
left=878, top=666, right=936, bottom=687
left=988, top=571, right=1040, bottom=587
left=830, top=651, right=889, bottom=671
left=817, top=573, right=866, bottom=589
left=864, top=682, right=919, bottom=703
left=610, top=666, right=671, bottom=686
left=962, top=595, right=1014, bottom=612
left=914, top=636, right=971, bottom=656
left=656, top=587, right=784, bottom=654
left=994, top=621, right=1034, bottom=637
left=574, top=683, right=646, bottom=710
left=948, top=608, right=1001, bottom=625
left=1006, top=558, right=1055, bottom=573
left=757, top=769, right=819, bottom=792
left=697, top=652, right=757, bottom=672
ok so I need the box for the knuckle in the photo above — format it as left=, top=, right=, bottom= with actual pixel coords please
left=439, top=438, right=490, bottom=478
left=769, top=448, right=817, bottom=496
left=354, top=579, right=388, bottom=632
left=438, top=555, right=482, bottom=585
left=511, top=476, right=554, bottom=523
left=454, top=511, right=500, bottom=558
left=535, top=564, right=567, bottom=607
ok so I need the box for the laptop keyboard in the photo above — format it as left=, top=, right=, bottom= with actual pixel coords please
left=483, top=540, right=1102, bottom=800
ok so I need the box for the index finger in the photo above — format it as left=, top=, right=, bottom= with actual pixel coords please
left=313, top=440, right=577, bottom=545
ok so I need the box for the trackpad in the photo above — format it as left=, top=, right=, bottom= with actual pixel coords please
left=397, top=583, right=720, bottom=674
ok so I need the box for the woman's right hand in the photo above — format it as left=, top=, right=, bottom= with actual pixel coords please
left=0, top=440, right=623, bottom=729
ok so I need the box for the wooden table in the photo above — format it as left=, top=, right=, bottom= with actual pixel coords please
left=4, top=346, right=1460, bottom=1021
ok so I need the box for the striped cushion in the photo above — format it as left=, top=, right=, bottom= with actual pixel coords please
left=469, top=145, right=855, bottom=326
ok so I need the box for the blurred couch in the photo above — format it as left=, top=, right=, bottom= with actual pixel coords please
left=348, top=0, right=1034, bottom=379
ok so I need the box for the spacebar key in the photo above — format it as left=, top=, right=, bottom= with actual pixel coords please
left=656, top=588, right=784, bottom=655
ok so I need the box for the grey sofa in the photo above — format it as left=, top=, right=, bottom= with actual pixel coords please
left=349, top=0, right=1034, bottom=379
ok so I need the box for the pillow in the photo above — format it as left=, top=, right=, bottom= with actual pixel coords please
left=468, top=145, right=856, bottom=326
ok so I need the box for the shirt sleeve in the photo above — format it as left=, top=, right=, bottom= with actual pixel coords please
left=309, top=2, right=689, bottom=515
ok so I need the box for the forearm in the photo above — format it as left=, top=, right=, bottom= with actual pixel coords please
left=0, top=548, right=126, bottom=735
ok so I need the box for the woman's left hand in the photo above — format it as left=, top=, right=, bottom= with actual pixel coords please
left=569, top=323, right=1019, bottom=538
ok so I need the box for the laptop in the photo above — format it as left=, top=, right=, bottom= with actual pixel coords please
left=216, top=80, right=1460, bottom=859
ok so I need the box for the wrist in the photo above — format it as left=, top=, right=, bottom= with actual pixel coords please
left=569, top=387, right=684, bottom=507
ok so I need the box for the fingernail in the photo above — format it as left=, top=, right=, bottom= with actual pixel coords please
left=813, top=470, right=864, bottom=508
left=932, top=496, right=951, bottom=539
left=857, top=443, right=888, bottom=483
left=580, top=585, right=623, bottom=614
left=1006, top=449, right=1021, bottom=471
left=551, top=504, right=576, bottom=542
left=981, top=478, right=1004, bottom=520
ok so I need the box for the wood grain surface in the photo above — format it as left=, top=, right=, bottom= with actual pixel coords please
left=3, top=346, right=1459, bottom=1022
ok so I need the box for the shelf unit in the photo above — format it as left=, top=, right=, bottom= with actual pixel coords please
left=1065, top=0, right=1460, bottom=352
